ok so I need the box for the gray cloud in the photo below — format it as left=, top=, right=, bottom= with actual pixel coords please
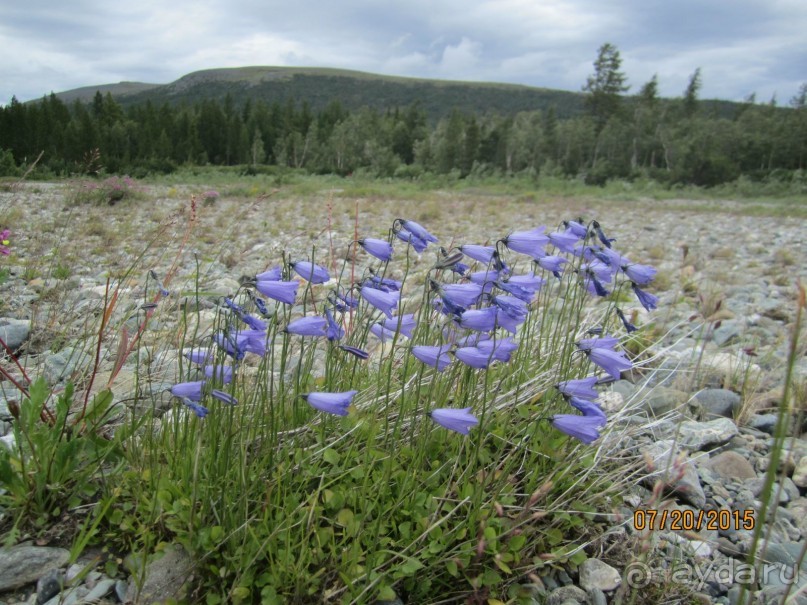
left=1, top=0, right=804, bottom=104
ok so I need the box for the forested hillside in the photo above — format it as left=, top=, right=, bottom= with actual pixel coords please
left=1, top=48, right=805, bottom=187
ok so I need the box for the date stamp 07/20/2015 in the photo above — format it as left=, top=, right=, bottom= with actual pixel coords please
left=633, top=508, right=755, bottom=532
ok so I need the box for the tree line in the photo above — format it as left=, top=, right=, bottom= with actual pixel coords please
left=1, top=43, right=805, bottom=187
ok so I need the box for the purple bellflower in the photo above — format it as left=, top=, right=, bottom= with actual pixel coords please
left=622, top=263, right=657, bottom=286
left=477, top=337, right=518, bottom=362
left=370, top=323, right=397, bottom=342
left=339, top=345, right=369, bottom=359
left=214, top=332, right=246, bottom=360
left=171, top=380, right=205, bottom=402
left=552, top=414, right=603, bottom=444
left=383, top=313, right=416, bottom=338
left=368, top=274, right=402, bottom=291
left=256, top=266, right=283, bottom=281
left=576, top=336, right=620, bottom=352
left=547, top=229, right=579, bottom=254
left=395, top=228, right=428, bottom=253
left=591, top=220, right=615, bottom=248
left=182, top=398, right=209, bottom=418
left=536, top=255, right=568, bottom=277
left=556, top=376, right=599, bottom=400
left=291, top=261, right=330, bottom=284
left=430, top=407, right=479, bottom=435
left=568, top=396, right=607, bottom=423
left=184, top=349, right=213, bottom=365
left=211, top=389, right=238, bottom=406
left=303, top=390, right=358, bottom=416
left=433, top=296, right=466, bottom=317
left=454, top=346, right=495, bottom=369
left=496, top=279, right=537, bottom=303
left=325, top=308, right=344, bottom=341
left=563, top=219, right=588, bottom=238
left=225, top=297, right=267, bottom=331
left=330, top=290, right=359, bottom=312
left=440, top=283, right=484, bottom=308
left=285, top=316, right=328, bottom=337
left=586, top=347, right=632, bottom=381
left=256, top=280, right=299, bottom=305
left=460, top=244, right=496, bottom=264
left=492, top=295, right=528, bottom=320
left=632, top=283, right=658, bottom=311
left=503, top=227, right=549, bottom=259
left=360, top=284, right=400, bottom=319
left=400, top=219, right=438, bottom=244
left=237, top=329, right=268, bottom=357
left=456, top=307, right=498, bottom=332
left=411, top=345, right=453, bottom=372
left=359, top=237, right=394, bottom=262
left=616, top=308, right=638, bottom=333
left=204, top=365, right=233, bottom=384
left=451, top=262, right=469, bottom=276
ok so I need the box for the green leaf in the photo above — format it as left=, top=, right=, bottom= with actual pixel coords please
left=377, top=585, right=396, bottom=600
left=322, top=448, right=340, bottom=465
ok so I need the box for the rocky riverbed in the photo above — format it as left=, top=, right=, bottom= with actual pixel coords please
left=0, top=182, right=806, bottom=604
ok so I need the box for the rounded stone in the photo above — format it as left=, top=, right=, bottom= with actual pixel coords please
left=704, top=451, right=756, bottom=480
left=579, top=558, right=621, bottom=592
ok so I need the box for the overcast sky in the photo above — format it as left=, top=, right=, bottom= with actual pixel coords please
left=2, top=0, right=805, bottom=106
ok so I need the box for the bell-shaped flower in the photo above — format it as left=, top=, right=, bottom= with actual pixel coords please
left=171, top=380, right=205, bottom=402
left=285, top=316, right=328, bottom=337
left=184, top=349, right=213, bottom=365
left=383, top=313, right=416, bottom=338
left=330, top=291, right=359, bottom=312
left=256, top=266, right=283, bottom=281
left=303, top=390, right=358, bottom=416
left=256, top=280, right=299, bottom=305
left=477, top=337, right=518, bottom=362
left=622, top=263, right=657, bottom=286
left=502, top=227, right=548, bottom=259
left=551, top=414, right=603, bottom=443
left=204, top=365, right=233, bottom=384
left=632, top=283, right=658, bottom=311
left=451, top=262, right=469, bottom=276
left=616, top=308, right=638, bottom=333
left=591, top=220, right=615, bottom=248
left=576, top=336, right=619, bottom=352
left=325, top=308, right=344, bottom=341
left=182, top=397, right=209, bottom=418
left=536, top=255, right=568, bottom=277
left=400, top=219, right=438, bottom=244
left=339, top=345, right=369, bottom=359
left=395, top=228, right=428, bottom=253
left=460, top=244, right=495, bottom=264
left=454, top=346, right=494, bottom=369
left=360, top=284, right=400, bottom=319
left=370, top=323, right=397, bottom=342
left=563, top=219, right=588, bottom=238
left=492, top=295, right=528, bottom=320
left=430, top=407, right=479, bottom=435
left=440, top=283, right=484, bottom=308
left=368, top=274, right=402, bottom=291
left=411, top=345, right=453, bottom=372
left=291, top=261, right=330, bottom=284
left=586, top=347, right=632, bottom=380
left=455, top=307, right=498, bottom=332
left=433, top=296, right=466, bottom=317
left=547, top=229, right=579, bottom=254
left=210, top=389, right=238, bottom=406
left=237, top=329, right=268, bottom=357
left=213, top=332, right=246, bottom=360
left=225, top=297, right=267, bottom=331
left=359, top=238, right=394, bottom=262
left=568, top=396, right=607, bottom=422
left=556, top=376, right=599, bottom=400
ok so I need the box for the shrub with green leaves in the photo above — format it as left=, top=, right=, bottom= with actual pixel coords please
left=112, top=214, right=658, bottom=603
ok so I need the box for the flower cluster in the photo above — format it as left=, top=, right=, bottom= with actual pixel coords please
left=165, top=214, right=657, bottom=446
left=0, top=229, right=10, bottom=256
